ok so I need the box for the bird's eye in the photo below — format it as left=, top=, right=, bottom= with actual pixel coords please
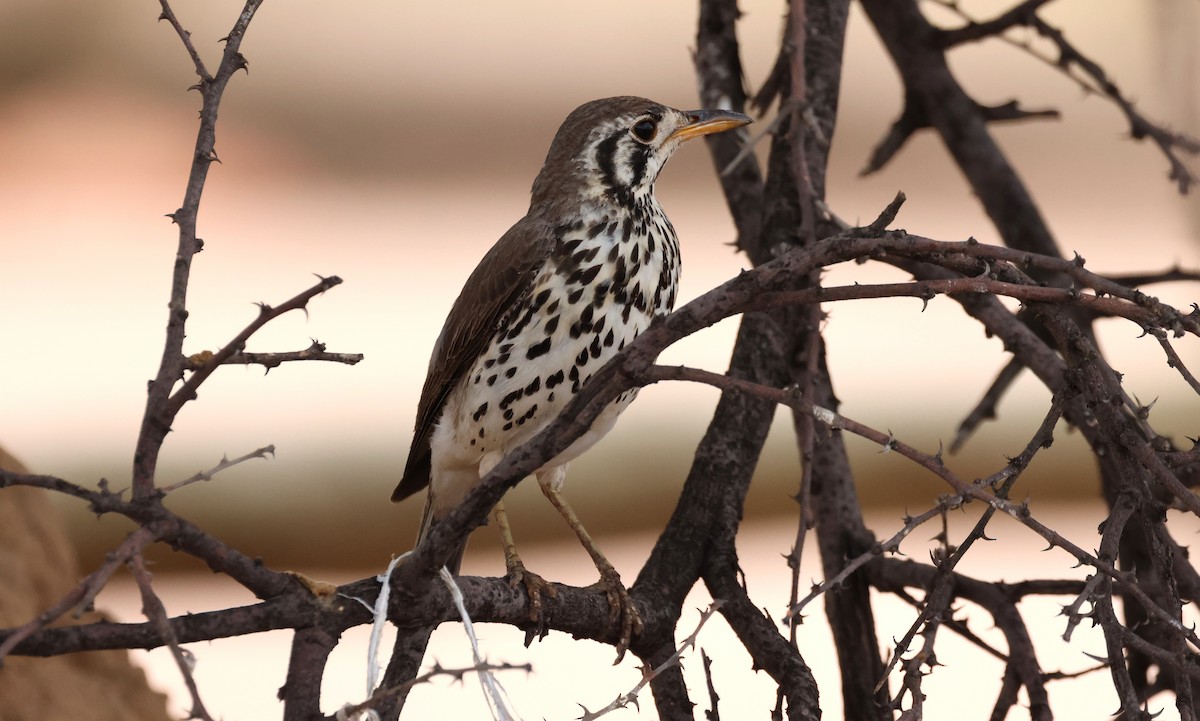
left=631, top=119, right=658, bottom=143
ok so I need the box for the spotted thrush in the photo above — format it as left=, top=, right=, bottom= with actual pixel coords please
left=392, top=96, right=750, bottom=656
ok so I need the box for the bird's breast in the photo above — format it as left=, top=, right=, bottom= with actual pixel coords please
left=442, top=203, right=680, bottom=465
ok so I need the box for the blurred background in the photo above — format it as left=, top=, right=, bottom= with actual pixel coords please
left=1, top=1, right=1197, bottom=718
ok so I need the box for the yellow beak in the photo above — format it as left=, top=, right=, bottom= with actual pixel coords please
left=667, top=108, right=753, bottom=143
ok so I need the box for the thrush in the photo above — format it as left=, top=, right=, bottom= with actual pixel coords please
left=392, top=96, right=750, bottom=657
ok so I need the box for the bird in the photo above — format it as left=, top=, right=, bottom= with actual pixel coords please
left=392, top=96, right=750, bottom=658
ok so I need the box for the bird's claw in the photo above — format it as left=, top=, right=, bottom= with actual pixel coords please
left=505, top=558, right=557, bottom=643
left=588, top=566, right=642, bottom=663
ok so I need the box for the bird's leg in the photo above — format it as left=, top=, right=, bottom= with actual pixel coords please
left=491, top=501, right=556, bottom=639
left=535, top=467, right=642, bottom=662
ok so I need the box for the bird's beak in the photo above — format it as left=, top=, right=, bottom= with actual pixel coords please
left=668, top=109, right=752, bottom=143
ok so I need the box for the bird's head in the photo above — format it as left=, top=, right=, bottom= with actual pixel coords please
left=531, top=96, right=751, bottom=212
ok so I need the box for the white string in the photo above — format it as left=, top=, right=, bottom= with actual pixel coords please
left=439, top=567, right=520, bottom=721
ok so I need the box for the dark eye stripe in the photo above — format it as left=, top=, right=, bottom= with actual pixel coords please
left=627, top=143, right=650, bottom=190
left=596, top=130, right=622, bottom=198
left=595, top=123, right=655, bottom=200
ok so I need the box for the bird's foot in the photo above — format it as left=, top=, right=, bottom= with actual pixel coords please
left=504, top=557, right=557, bottom=643
left=586, top=565, right=642, bottom=663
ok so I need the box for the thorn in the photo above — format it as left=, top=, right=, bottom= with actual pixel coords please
left=880, top=430, right=897, bottom=454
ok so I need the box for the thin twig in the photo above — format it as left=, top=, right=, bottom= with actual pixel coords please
left=183, top=340, right=364, bottom=373
left=789, top=500, right=952, bottom=619
left=934, top=0, right=1056, bottom=46
left=1061, top=573, right=1104, bottom=642
left=168, top=275, right=345, bottom=416
left=161, top=445, right=276, bottom=493
left=1028, top=14, right=1200, bottom=193
left=130, top=552, right=216, bottom=721
left=579, top=602, right=724, bottom=721
left=931, top=0, right=1199, bottom=193
left=641, top=363, right=1199, bottom=650
left=949, top=357, right=1025, bottom=453
left=1150, top=329, right=1200, bottom=395
left=788, top=0, right=816, bottom=246
left=702, top=649, right=721, bottom=721
left=1093, top=498, right=1147, bottom=718
left=785, top=306, right=822, bottom=643
left=156, top=0, right=211, bottom=81
left=1106, top=267, right=1200, bottom=288
left=335, top=662, right=533, bottom=721
left=0, top=525, right=161, bottom=663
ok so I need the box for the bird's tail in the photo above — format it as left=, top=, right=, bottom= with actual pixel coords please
left=415, top=500, right=469, bottom=575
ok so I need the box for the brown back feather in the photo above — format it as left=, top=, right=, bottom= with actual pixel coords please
left=391, top=216, right=557, bottom=501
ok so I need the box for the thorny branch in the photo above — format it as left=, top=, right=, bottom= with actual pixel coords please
left=4, top=199, right=1197, bottom=640
left=333, top=661, right=533, bottom=721
left=130, top=554, right=216, bottom=721
left=133, top=0, right=267, bottom=500
left=579, top=602, right=724, bottom=721
left=6, top=196, right=1197, bottom=715
left=930, top=0, right=1200, bottom=193
left=182, top=340, right=364, bottom=373
left=161, top=445, right=276, bottom=493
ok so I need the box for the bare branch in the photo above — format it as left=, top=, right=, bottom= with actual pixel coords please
left=168, top=275, right=346, bottom=416
left=156, top=0, right=211, bottom=82
left=133, top=0, right=267, bottom=499
left=333, top=662, right=533, bottom=721
left=1027, top=14, right=1200, bottom=193
left=161, top=445, right=276, bottom=493
left=926, top=0, right=1199, bottom=193
left=1105, top=267, right=1200, bottom=288
left=934, top=0, right=1058, bottom=47
left=183, top=340, right=364, bottom=373
left=1149, top=328, right=1200, bottom=395
left=130, top=553, right=215, bottom=721
left=0, top=525, right=161, bottom=665
left=949, top=357, right=1025, bottom=453
left=579, top=602, right=723, bottom=720
left=701, top=649, right=721, bottom=721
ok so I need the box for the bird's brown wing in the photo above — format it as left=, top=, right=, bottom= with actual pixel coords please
left=392, top=215, right=558, bottom=502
